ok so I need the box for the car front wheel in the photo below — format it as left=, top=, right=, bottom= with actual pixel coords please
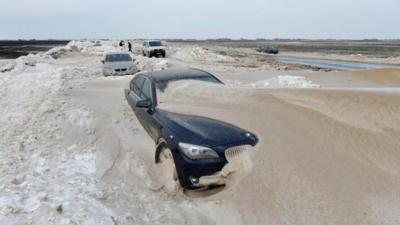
left=159, top=148, right=180, bottom=195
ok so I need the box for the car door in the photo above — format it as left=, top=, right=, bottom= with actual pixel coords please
left=138, top=78, right=161, bottom=140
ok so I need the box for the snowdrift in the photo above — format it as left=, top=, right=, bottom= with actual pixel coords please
left=158, top=79, right=400, bottom=225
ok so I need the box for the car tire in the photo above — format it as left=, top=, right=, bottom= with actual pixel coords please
left=159, top=148, right=180, bottom=195
left=142, top=51, right=146, bottom=56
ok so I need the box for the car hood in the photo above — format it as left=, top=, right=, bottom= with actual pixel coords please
left=104, top=61, right=134, bottom=69
left=160, top=111, right=258, bottom=148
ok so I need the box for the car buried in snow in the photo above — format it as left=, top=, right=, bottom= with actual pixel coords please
left=101, top=52, right=137, bottom=76
left=124, top=68, right=258, bottom=190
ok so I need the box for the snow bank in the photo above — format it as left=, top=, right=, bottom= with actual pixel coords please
left=135, top=56, right=170, bottom=71
left=0, top=42, right=113, bottom=224
left=172, top=46, right=235, bottom=63
left=0, top=59, right=15, bottom=73
left=250, top=75, right=321, bottom=88
left=46, top=40, right=122, bottom=59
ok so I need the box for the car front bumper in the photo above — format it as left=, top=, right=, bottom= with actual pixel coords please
left=103, top=68, right=137, bottom=76
left=150, top=49, right=166, bottom=55
left=191, top=161, right=239, bottom=187
left=172, top=144, right=252, bottom=189
left=172, top=151, right=226, bottom=188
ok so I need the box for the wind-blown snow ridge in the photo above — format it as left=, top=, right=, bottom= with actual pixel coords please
left=249, top=75, right=321, bottom=88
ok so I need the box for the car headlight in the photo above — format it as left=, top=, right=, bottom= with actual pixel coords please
left=179, top=143, right=219, bottom=160
left=129, top=65, right=135, bottom=71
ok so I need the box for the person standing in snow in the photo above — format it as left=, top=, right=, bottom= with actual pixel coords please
left=128, top=42, right=132, bottom=52
left=119, top=40, right=125, bottom=51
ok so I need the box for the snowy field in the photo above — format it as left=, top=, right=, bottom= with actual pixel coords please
left=1, top=40, right=400, bottom=225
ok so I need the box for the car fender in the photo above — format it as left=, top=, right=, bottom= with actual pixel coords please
left=154, top=126, right=179, bottom=163
left=155, top=138, right=168, bottom=164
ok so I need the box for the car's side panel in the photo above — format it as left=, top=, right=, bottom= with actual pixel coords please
left=140, top=110, right=161, bottom=141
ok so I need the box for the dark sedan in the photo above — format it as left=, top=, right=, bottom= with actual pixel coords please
left=124, top=68, right=258, bottom=191
left=257, top=45, right=279, bottom=54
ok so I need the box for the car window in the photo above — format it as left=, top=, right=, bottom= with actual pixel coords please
left=140, top=79, right=153, bottom=101
left=149, top=41, right=162, bottom=47
left=106, top=54, right=132, bottom=62
left=131, top=76, right=145, bottom=96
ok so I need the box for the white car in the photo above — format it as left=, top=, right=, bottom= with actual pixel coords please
left=102, top=52, right=137, bottom=76
left=142, top=40, right=166, bottom=58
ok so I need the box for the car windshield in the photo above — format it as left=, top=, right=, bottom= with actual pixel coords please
left=149, top=41, right=162, bottom=47
left=105, top=54, right=132, bottom=62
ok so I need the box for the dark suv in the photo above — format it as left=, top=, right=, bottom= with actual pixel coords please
left=124, top=68, right=258, bottom=190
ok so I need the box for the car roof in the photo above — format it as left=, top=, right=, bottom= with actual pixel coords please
left=105, top=52, right=131, bottom=55
left=140, top=68, right=217, bottom=83
left=144, top=40, right=162, bottom=43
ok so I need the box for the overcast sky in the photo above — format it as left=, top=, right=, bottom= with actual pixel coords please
left=0, top=0, right=399, bottom=40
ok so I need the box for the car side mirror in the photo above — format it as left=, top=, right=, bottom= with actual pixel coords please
left=136, top=99, right=151, bottom=108
left=101, top=60, right=105, bottom=64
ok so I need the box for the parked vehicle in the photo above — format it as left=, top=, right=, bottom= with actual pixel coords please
left=124, top=68, right=258, bottom=190
left=93, top=40, right=102, bottom=47
left=102, top=52, right=137, bottom=76
left=142, top=40, right=166, bottom=58
left=257, top=45, right=279, bottom=54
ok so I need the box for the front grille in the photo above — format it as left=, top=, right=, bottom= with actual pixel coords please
left=225, top=145, right=249, bottom=162
left=115, top=68, right=127, bottom=72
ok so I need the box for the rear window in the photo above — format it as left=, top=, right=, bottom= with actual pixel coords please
left=106, top=54, right=132, bottom=62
